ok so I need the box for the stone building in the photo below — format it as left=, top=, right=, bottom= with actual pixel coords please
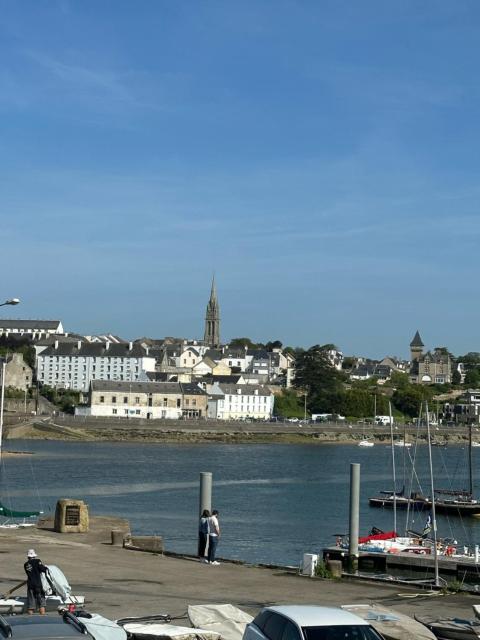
left=75, top=380, right=207, bottom=419
left=409, top=331, right=452, bottom=384
left=0, top=353, right=32, bottom=391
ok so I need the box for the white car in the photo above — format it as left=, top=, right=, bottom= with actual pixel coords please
left=242, top=606, right=384, bottom=640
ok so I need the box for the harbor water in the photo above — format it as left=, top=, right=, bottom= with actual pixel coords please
left=2, top=439, right=480, bottom=567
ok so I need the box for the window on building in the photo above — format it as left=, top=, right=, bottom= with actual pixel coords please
left=112, top=408, right=117, bottom=415
left=192, top=399, right=196, bottom=406
left=186, top=399, right=190, bottom=406
left=112, top=396, right=117, bottom=403
left=135, top=396, right=140, bottom=403
left=123, top=396, right=128, bottom=404
left=135, top=409, right=140, bottom=415
left=163, top=398, right=168, bottom=407
left=176, top=398, right=181, bottom=408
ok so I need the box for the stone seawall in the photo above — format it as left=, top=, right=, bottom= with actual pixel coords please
left=5, top=416, right=476, bottom=445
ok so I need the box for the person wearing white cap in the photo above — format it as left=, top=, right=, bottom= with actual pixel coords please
left=24, top=549, right=47, bottom=614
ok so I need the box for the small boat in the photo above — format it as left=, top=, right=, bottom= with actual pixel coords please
left=415, top=615, right=480, bottom=640
left=343, top=604, right=436, bottom=640
left=358, top=439, right=374, bottom=448
left=394, top=440, right=412, bottom=448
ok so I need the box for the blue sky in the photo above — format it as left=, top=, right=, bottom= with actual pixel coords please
left=1, top=1, right=479, bottom=358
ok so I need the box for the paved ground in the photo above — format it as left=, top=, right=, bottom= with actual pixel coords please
left=0, top=517, right=478, bottom=624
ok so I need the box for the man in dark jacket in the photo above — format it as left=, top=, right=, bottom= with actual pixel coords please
left=24, top=549, right=47, bottom=614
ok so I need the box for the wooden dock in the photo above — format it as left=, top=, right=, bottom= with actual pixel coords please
left=323, top=546, right=480, bottom=582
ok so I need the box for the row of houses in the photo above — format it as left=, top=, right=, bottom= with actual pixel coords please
left=75, top=380, right=275, bottom=421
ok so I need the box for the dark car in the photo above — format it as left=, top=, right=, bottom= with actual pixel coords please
left=0, top=613, right=95, bottom=640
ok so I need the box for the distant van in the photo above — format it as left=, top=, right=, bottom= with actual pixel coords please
left=375, top=415, right=393, bottom=426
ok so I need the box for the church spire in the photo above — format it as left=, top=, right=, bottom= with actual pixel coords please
left=204, top=276, right=220, bottom=347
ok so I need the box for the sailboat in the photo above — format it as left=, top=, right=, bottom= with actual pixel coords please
left=422, top=422, right=480, bottom=516
left=358, top=395, right=375, bottom=447
left=0, top=359, right=42, bottom=528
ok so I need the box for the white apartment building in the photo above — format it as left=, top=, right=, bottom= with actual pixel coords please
left=36, top=341, right=156, bottom=392
left=207, top=383, right=274, bottom=420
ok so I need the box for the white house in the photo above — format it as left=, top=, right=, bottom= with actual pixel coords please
left=0, top=319, right=64, bottom=338
left=36, top=341, right=156, bottom=392
left=207, top=383, right=274, bottom=420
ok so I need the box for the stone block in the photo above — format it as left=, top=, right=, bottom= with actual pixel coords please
left=124, top=534, right=163, bottom=554
left=54, top=499, right=89, bottom=533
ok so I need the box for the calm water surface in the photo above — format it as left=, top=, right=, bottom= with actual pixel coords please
left=2, top=439, right=480, bottom=566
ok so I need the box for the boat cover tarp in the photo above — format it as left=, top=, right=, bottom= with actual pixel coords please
left=41, top=565, right=72, bottom=600
left=358, top=531, right=397, bottom=544
left=188, top=604, right=253, bottom=640
left=342, top=604, right=436, bottom=640
left=0, top=501, right=40, bottom=518
left=415, top=615, right=480, bottom=639
left=122, top=622, right=221, bottom=640
left=78, top=613, right=128, bottom=640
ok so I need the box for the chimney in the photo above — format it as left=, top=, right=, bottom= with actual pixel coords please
left=105, top=342, right=110, bottom=351
left=54, top=340, right=59, bottom=350
left=129, top=341, right=133, bottom=351
left=77, top=340, right=82, bottom=350
left=145, top=346, right=149, bottom=356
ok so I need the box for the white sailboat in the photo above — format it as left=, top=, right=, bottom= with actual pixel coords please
left=358, top=395, right=375, bottom=447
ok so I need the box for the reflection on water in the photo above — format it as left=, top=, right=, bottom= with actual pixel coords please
left=1, top=439, right=479, bottom=566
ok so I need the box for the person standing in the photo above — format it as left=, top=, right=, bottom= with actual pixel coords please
left=207, top=509, right=220, bottom=565
left=198, top=509, right=210, bottom=562
left=24, top=549, right=47, bottom=615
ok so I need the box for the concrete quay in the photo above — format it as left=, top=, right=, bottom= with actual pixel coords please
left=0, top=516, right=477, bottom=623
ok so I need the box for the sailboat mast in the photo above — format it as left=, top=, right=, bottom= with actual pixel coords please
left=0, top=360, right=5, bottom=465
left=426, top=401, right=440, bottom=587
left=469, top=422, right=473, bottom=498
left=389, top=401, right=397, bottom=537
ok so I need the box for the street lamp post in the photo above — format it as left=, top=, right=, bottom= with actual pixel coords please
left=0, top=297, right=20, bottom=463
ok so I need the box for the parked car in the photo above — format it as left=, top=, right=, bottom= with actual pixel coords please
left=0, top=613, right=95, bottom=640
left=243, top=605, right=384, bottom=640
left=0, top=611, right=126, bottom=640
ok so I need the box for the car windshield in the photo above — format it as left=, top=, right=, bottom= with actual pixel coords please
left=302, top=625, right=383, bottom=640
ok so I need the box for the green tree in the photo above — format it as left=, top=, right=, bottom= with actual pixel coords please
left=294, top=344, right=345, bottom=414
left=458, top=352, right=480, bottom=369
left=273, top=389, right=304, bottom=418
left=228, top=337, right=264, bottom=350
left=392, top=384, right=434, bottom=418
left=265, top=340, right=283, bottom=351
left=451, top=369, right=461, bottom=386
left=465, top=368, right=480, bottom=387
left=342, top=357, right=355, bottom=370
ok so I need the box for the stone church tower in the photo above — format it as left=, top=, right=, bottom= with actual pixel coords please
left=410, top=330, right=424, bottom=362
left=204, top=276, right=220, bottom=347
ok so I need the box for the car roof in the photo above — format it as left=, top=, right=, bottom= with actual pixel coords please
left=264, top=606, right=369, bottom=627
left=0, top=615, right=91, bottom=639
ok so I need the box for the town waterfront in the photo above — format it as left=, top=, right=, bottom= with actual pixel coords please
left=3, top=439, right=480, bottom=566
